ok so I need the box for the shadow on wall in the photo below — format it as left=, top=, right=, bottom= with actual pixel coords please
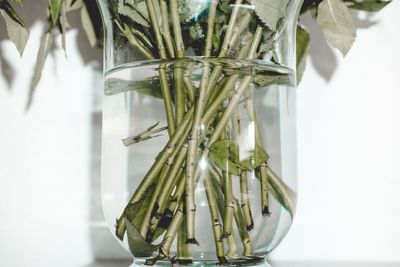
left=300, top=11, right=378, bottom=82
left=1, top=0, right=129, bottom=263
left=0, top=0, right=102, bottom=89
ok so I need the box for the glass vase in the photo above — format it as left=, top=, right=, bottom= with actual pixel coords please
left=98, top=0, right=302, bottom=266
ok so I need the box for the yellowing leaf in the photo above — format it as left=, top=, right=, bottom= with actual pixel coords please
left=81, top=2, right=97, bottom=47
left=296, top=25, right=310, bottom=83
left=209, top=140, right=269, bottom=176
left=317, top=0, right=356, bottom=56
left=0, top=8, right=29, bottom=56
left=26, top=32, right=53, bottom=109
left=252, top=0, right=290, bottom=31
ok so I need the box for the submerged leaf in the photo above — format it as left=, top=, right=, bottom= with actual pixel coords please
left=125, top=216, right=160, bottom=257
left=0, top=6, right=30, bottom=56
left=251, top=0, right=290, bottom=31
left=105, top=78, right=163, bottom=98
left=317, top=0, right=356, bottom=56
left=346, top=0, right=391, bottom=12
left=125, top=184, right=161, bottom=257
left=253, top=71, right=293, bottom=88
left=209, top=140, right=269, bottom=176
left=296, top=25, right=310, bottom=84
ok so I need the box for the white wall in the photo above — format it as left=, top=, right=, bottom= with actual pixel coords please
left=272, top=1, right=400, bottom=263
left=0, top=2, right=399, bottom=266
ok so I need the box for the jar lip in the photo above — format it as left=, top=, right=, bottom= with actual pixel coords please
left=105, top=57, right=294, bottom=76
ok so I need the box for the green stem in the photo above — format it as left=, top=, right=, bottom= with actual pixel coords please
left=183, top=76, right=195, bottom=104
left=130, top=27, right=154, bottom=50
left=145, top=0, right=167, bottom=59
left=177, top=219, right=192, bottom=264
left=244, top=86, right=270, bottom=216
left=115, top=21, right=155, bottom=60
left=204, top=172, right=227, bottom=264
left=260, top=163, right=270, bottom=216
left=240, top=171, right=254, bottom=230
left=222, top=171, right=234, bottom=239
left=184, top=0, right=218, bottom=244
left=115, top=110, right=194, bottom=240
left=233, top=198, right=253, bottom=257
left=267, top=167, right=296, bottom=218
left=231, top=108, right=254, bottom=230
left=145, top=0, right=175, bottom=135
left=218, top=0, right=243, bottom=57
left=206, top=26, right=263, bottom=147
left=170, top=0, right=185, bottom=125
left=146, top=203, right=185, bottom=265
left=159, top=0, right=175, bottom=58
left=150, top=144, right=188, bottom=232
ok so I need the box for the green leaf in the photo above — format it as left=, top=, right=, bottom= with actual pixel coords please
left=81, top=2, right=97, bottom=47
left=118, top=0, right=150, bottom=27
left=251, top=0, right=290, bottom=31
left=105, top=78, right=163, bottom=98
left=68, top=0, right=83, bottom=10
left=346, top=0, right=391, bottom=12
left=180, top=0, right=210, bottom=22
left=296, top=25, right=310, bottom=84
left=317, top=0, right=356, bottom=56
left=0, top=4, right=30, bottom=56
left=26, top=32, right=53, bottom=109
left=209, top=140, right=269, bottom=176
left=125, top=184, right=161, bottom=257
left=49, top=0, right=62, bottom=26
left=253, top=71, right=293, bottom=88
left=60, top=1, right=69, bottom=52
left=11, top=0, right=22, bottom=5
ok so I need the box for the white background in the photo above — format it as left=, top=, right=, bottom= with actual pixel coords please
left=0, top=1, right=399, bottom=266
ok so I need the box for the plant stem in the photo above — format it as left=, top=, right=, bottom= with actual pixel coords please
left=115, top=111, right=194, bottom=240
left=145, top=0, right=175, bottom=135
left=231, top=107, right=255, bottom=230
left=202, top=36, right=253, bottom=124
left=160, top=203, right=185, bottom=255
left=244, top=87, right=271, bottom=216
left=240, top=171, right=254, bottom=230
left=222, top=171, right=234, bottom=238
left=159, top=0, right=175, bottom=58
left=184, top=0, right=218, bottom=244
left=233, top=198, right=253, bottom=257
left=219, top=0, right=243, bottom=57
left=150, top=144, right=188, bottom=233
left=140, top=127, right=189, bottom=239
left=122, top=124, right=168, bottom=146
left=260, top=163, right=270, bottom=216
left=130, top=27, right=154, bottom=50
left=146, top=203, right=185, bottom=265
left=204, top=172, right=227, bottom=264
left=145, top=0, right=167, bottom=59
left=183, top=76, right=195, bottom=104
left=169, top=0, right=185, bottom=126
left=267, top=167, right=296, bottom=218
left=115, top=21, right=155, bottom=60
left=177, top=219, right=192, bottom=264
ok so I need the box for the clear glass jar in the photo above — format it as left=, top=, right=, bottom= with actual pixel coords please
left=98, top=1, right=302, bottom=266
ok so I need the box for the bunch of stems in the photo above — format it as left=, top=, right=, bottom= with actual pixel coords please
left=113, top=0, right=295, bottom=265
